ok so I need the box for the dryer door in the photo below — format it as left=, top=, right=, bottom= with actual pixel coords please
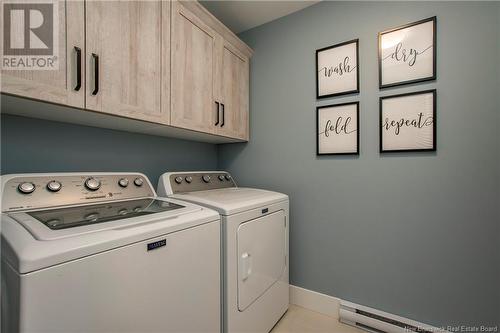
left=237, top=210, right=286, bottom=311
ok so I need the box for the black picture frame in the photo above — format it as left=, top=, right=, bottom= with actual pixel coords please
left=317, top=101, right=360, bottom=155
left=378, top=16, right=437, bottom=89
left=379, top=89, right=436, bottom=153
left=316, top=39, right=360, bottom=99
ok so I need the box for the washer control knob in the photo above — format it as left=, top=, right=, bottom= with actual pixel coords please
left=18, top=182, right=35, bottom=194
left=118, top=178, right=129, bottom=188
left=85, top=178, right=101, bottom=191
left=225, top=174, right=232, bottom=181
left=185, top=176, right=193, bottom=184
left=134, top=177, right=144, bottom=187
left=218, top=175, right=225, bottom=181
left=202, top=175, right=211, bottom=183
left=175, top=176, right=183, bottom=184
left=47, top=180, right=62, bottom=192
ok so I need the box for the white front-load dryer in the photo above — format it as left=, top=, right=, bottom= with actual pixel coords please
left=158, top=171, right=289, bottom=333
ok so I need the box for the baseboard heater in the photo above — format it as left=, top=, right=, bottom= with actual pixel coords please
left=339, top=300, right=449, bottom=333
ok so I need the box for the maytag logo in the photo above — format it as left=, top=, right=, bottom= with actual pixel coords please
left=2, top=0, right=59, bottom=70
left=147, top=239, right=167, bottom=251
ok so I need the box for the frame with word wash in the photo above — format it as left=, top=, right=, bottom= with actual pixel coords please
left=316, top=39, right=359, bottom=99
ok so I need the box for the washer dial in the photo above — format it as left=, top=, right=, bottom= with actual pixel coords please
left=85, top=178, right=101, bottom=191
left=47, top=180, right=62, bottom=192
left=18, top=182, right=35, bottom=194
left=118, top=178, right=129, bottom=188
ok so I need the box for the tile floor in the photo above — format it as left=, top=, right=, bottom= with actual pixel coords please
left=271, top=305, right=365, bottom=333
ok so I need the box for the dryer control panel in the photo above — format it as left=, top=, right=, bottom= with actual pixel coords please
left=162, top=171, right=236, bottom=194
left=1, top=173, right=155, bottom=212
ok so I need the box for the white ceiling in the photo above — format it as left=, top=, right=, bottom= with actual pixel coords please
left=200, top=1, right=320, bottom=34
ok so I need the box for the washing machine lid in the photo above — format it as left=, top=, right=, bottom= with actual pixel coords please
left=171, top=188, right=288, bottom=215
left=29, top=198, right=183, bottom=230
left=2, top=197, right=220, bottom=273
left=8, top=198, right=198, bottom=241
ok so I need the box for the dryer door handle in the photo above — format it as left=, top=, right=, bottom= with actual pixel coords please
left=240, top=252, right=252, bottom=281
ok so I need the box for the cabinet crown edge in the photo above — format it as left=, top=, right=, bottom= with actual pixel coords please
left=179, top=1, right=254, bottom=58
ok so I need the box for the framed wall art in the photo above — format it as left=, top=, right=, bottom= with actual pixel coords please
left=316, top=39, right=359, bottom=99
left=317, top=102, right=359, bottom=155
left=380, top=89, right=436, bottom=153
left=378, top=17, right=436, bottom=89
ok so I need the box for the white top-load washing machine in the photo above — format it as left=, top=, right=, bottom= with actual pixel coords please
left=1, top=172, right=221, bottom=333
left=158, top=171, right=289, bottom=333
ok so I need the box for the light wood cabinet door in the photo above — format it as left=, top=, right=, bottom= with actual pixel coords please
left=216, top=41, right=249, bottom=141
left=85, top=1, right=167, bottom=124
left=0, top=1, right=85, bottom=108
left=171, top=2, right=219, bottom=134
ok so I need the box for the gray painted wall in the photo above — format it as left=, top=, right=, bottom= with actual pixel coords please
left=1, top=115, right=218, bottom=184
left=219, top=1, right=500, bottom=327
left=1, top=1, right=498, bottom=328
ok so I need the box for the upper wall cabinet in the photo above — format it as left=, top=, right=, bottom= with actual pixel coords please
left=171, top=2, right=219, bottom=134
left=85, top=1, right=169, bottom=124
left=0, top=1, right=85, bottom=108
left=171, top=1, right=252, bottom=140
left=0, top=0, right=252, bottom=143
left=216, top=40, right=250, bottom=141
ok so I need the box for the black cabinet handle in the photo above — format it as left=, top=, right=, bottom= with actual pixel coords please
left=221, top=103, right=225, bottom=127
left=91, top=53, right=99, bottom=95
left=215, top=101, right=220, bottom=126
left=74, top=47, right=81, bottom=91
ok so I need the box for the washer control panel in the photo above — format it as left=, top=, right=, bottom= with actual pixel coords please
left=2, top=173, right=155, bottom=212
left=168, top=172, right=236, bottom=194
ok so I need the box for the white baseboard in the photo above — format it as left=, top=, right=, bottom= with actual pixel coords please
left=289, top=285, right=449, bottom=333
left=289, top=285, right=341, bottom=319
